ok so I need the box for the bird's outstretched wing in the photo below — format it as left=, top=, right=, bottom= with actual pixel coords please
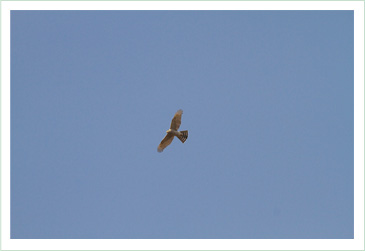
left=170, top=109, right=183, bottom=130
left=157, top=134, right=174, bottom=152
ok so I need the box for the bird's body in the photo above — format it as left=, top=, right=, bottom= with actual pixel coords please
left=157, top=109, right=188, bottom=152
left=166, top=128, right=179, bottom=135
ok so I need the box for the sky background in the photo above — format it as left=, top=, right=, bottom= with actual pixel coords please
left=11, top=10, right=353, bottom=239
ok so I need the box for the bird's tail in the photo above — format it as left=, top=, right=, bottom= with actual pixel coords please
left=177, top=130, right=188, bottom=143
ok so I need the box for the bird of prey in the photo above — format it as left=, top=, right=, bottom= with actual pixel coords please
left=157, top=109, right=188, bottom=152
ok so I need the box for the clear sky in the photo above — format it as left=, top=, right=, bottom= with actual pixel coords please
left=11, top=10, right=353, bottom=239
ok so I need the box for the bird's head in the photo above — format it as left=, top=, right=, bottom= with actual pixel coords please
left=166, top=129, right=172, bottom=133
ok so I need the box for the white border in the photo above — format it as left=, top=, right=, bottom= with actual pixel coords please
left=1, top=1, right=364, bottom=250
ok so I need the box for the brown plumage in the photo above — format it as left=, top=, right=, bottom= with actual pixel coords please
left=157, top=109, right=188, bottom=152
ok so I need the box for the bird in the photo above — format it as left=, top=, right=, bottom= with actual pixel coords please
left=157, top=109, right=188, bottom=152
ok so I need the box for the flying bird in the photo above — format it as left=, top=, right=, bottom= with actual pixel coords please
left=157, top=109, right=188, bottom=152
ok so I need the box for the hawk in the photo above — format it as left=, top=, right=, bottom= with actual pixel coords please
left=157, top=109, right=188, bottom=152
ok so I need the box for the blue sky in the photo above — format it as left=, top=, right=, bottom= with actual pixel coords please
left=11, top=10, right=353, bottom=239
